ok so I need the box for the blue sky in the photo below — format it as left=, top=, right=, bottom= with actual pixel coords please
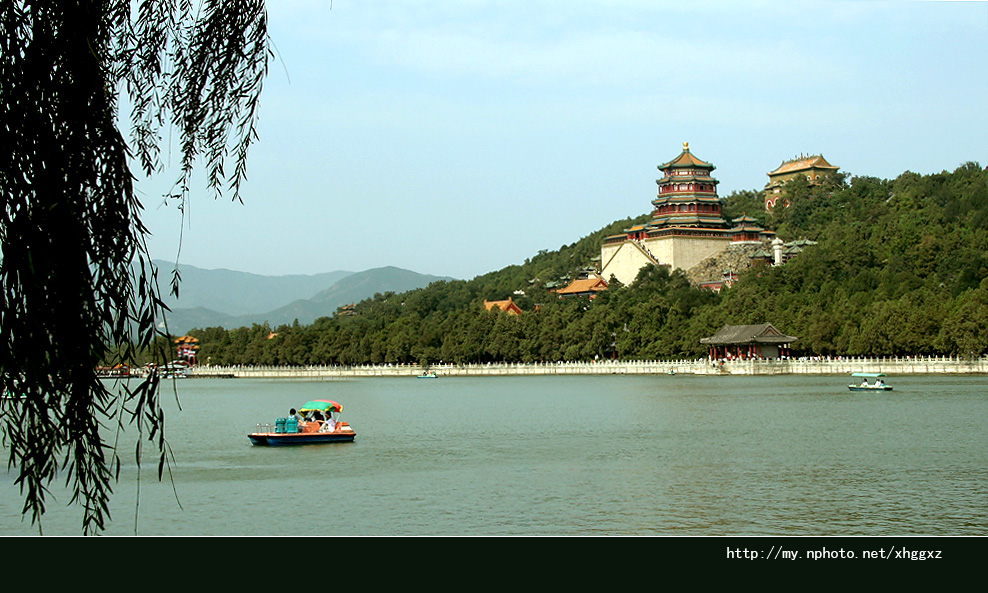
left=138, top=0, right=988, bottom=280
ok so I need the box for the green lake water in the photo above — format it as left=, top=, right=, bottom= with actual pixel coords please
left=2, top=374, right=986, bottom=536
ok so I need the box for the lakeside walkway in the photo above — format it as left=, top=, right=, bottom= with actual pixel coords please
left=187, top=356, right=988, bottom=379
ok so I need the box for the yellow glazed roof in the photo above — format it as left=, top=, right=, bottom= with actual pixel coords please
left=767, top=155, right=838, bottom=176
left=658, top=142, right=715, bottom=170
left=555, top=277, right=608, bottom=294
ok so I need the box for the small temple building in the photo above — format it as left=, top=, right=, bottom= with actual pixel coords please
left=699, top=323, right=798, bottom=360
left=764, top=154, right=839, bottom=209
left=484, top=298, right=523, bottom=315
left=174, top=335, right=200, bottom=365
left=600, top=143, right=775, bottom=286
left=553, top=275, right=609, bottom=299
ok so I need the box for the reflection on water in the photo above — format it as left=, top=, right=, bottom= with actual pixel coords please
left=2, top=374, right=987, bottom=536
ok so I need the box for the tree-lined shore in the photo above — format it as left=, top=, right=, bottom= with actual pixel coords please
left=167, top=355, right=988, bottom=379
left=165, top=163, right=988, bottom=367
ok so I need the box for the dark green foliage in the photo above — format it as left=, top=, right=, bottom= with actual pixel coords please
left=184, top=216, right=721, bottom=364
left=721, top=162, right=988, bottom=356
left=185, top=164, right=988, bottom=364
left=2, top=1, right=269, bottom=534
left=722, top=188, right=769, bottom=227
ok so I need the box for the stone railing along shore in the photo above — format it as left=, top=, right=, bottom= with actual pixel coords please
left=185, top=356, right=988, bottom=379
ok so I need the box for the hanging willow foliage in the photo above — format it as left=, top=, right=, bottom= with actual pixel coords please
left=0, top=1, right=269, bottom=534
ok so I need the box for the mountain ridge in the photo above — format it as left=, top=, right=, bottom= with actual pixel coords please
left=156, top=262, right=452, bottom=334
left=154, top=260, right=354, bottom=316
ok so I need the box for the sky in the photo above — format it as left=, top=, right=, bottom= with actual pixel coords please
left=137, top=0, right=988, bottom=281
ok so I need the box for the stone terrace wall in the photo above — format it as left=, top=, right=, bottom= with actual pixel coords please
left=186, top=356, right=988, bottom=379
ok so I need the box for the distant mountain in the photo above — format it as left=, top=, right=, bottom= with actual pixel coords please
left=157, top=263, right=451, bottom=334
left=154, top=260, right=354, bottom=316
left=311, top=266, right=446, bottom=304
left=159, top=307, right=239, bottom=334
left=228, top=266, right=452, bottom=329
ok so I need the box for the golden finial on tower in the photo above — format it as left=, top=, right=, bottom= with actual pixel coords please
left=683, top=142, right=689, bottom=151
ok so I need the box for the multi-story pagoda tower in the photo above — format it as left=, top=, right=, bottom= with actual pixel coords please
left=600, top=143, right=774, bottom=286
left=649, top=142, right=729, bottom=233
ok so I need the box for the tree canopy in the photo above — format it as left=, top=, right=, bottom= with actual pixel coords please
left=180, top=162, right=988, bottom=366
left=1, top=1, right=269, bottom=534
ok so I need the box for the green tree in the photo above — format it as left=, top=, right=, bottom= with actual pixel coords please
left=937, top=280, right=988, bottom=356
left=1, top=1, right=269, bottom=534
left=184, top=163, right=988, bottom=366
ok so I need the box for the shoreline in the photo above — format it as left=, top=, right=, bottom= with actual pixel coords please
left=181, top=356, right=988, bottom=379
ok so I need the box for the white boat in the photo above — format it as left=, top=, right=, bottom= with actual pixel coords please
left=848, top=372, right=893, bottom=391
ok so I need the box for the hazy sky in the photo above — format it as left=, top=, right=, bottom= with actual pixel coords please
left=137, top=0, right=988, bottom=280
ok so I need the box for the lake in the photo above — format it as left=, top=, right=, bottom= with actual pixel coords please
left=2, top=373, right=987, bottom=536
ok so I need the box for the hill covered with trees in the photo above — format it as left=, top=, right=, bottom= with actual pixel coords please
left=178, top=162, right=988, bottom=365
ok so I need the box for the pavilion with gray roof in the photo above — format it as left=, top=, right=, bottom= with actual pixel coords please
left=700, top=323, right=797, bottom=360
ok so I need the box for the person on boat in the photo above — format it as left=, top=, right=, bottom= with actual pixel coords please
left=289, top=408, right=303, bottom=422
left=320, top=413, right=337, bottom=433
left=876, top=379, right=885, bottom=387
left=860, top=379, right=869, bottom=387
